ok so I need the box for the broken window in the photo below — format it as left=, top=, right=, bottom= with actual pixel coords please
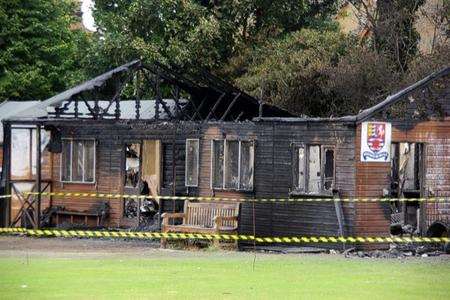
left=294, top=145, right=335, bottom=194
left=211, top=140, right=254, bottom=191
left=323, top=147, right=335, bottom=192
left=390, top=142, right=424, bottom=230
left=225, top=141, right=240, bottom=189
left=185, top=139, right=199, bottom=187
left=391, top=142, right=424, bottom=193
left=125, top=143, right=141, bottom=188
left=11, top=128, right=50, bottom=179
left=240, top=141, right=254, bottom=190
left=211, top=140, right=224, bottom=189
left=61, top=139, right=96, bottom=183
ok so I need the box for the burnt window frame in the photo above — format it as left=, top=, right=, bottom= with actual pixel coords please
left=390, top=142, right=425, bottom=193
left=292, top=143, right=335, bottom=195
left=185, top=138, right=200, bottom=187
left=60, top=138, right=96, bottom=184
left=210, top=139, right=255, bottom=191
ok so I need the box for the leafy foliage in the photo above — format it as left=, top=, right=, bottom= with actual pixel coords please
left=86, top=0, right=339, bottom=74
left=0, top=0, right=89, bottom=100
left=234, top=29, right=352, bottom=116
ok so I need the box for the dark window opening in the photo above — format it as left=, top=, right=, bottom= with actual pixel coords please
left=390, top=142, right=425, bottom=231
left=123, top=143, right=141, bottom=218
left=125, top=143, right=141, bottom=188
left=185, top=139, right=199, bottom=187
left=293, top=145, right=335, bottom=194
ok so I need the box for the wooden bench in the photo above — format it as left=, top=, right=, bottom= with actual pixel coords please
left=55, top=202, right=110, bottom=227
left=161, top=201, right=240, bottom=247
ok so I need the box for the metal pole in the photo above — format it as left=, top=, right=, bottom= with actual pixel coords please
left=35, top=124, right=42, bottom=229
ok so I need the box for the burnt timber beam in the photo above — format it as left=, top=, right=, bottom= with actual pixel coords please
left=143, top=63, right=202, bottom=95
left=155, top=73, right=161, bottom=120
left=79, top=94, right=97, bottom=117
left=186, top=97, right=202, bottom=121
left=159, top=98, right=175, bottom=119
left=171, top=85, right=182, bottom=118
left=234, top=111, right=244, bottom=121
left=205, top=92, right=227, bottom=122
left=101, top=72, right=134, bottom=119
left=189, top=95, right=208, bottom=121
left=74, top=97, right=79, bottom=118
left=356, top=66, right=450, bottom=122
left=219, top=93, right=241, bottom=121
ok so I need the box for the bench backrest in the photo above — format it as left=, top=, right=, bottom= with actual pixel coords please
left=184, top=201, right=239, bottom=228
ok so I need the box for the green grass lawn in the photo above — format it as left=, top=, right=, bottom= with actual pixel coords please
left=1, top=252, right=449, bottom=300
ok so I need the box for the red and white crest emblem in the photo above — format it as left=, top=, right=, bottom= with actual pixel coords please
left=367, top=123, right=385, bottom=152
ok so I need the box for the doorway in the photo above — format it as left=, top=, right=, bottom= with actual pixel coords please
left=122, top=140, right=161, bottom=225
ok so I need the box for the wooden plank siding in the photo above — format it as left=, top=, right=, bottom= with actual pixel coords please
left=354, top=119, right=450, bottom=238
left=46, top=120, right=356, bottom=239
left=48, top=122, right=201, bottom=227
left=196, top=121, right=357, bottom=240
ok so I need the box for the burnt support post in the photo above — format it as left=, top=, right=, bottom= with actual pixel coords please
left=35, top=124, right=42, bottom=229
left=258, top=101, right=263, bottom=118
left=1, top=122, right=12, bottom=227
left=155, top=73, right=161, bottom=120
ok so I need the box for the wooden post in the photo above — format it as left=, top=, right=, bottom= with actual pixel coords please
left=35, top=124, right=42, bottom=229
left=172, top=128, right=176, bottom=213
left=1, top=122, right=12, bottom=227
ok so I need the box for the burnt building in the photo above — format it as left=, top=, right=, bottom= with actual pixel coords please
left=1, top=60, right=449, bottom=247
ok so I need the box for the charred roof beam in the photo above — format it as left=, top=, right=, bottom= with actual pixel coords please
left=220, top=93, right=241, bottom=121
left=205, top=92, right=227, bottom=122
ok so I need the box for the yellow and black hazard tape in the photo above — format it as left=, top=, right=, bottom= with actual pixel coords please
left=20, top=191, right=450, bottom=203
left=0, top=227, right=448, bottom=244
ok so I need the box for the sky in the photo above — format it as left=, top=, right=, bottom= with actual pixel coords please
left=81, top=0, right=96, bottom=32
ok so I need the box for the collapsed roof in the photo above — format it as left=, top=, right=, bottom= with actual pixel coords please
left=10, top=59, right=293, bottom=122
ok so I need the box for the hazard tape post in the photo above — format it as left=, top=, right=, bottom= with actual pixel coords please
left=0, top=191, right=449, bottom=245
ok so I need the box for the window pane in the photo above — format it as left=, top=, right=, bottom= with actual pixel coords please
left=61, top=140, right=71, bottom=181
left=308, top=145, right=321, bottom=193
left=239, top=141, right=254, bottom=190
left=185, top=139, right=199, bottom=187
left=31, top=129, right=50, bottom=176
left=125, top=144, right=140, bottom=187
left=11, top=129, right=31, bottom=178
left=298, top=147, right=305, bottom=190
left=71, top=140, right=84, bottom=182
left=323, top=148, right=334, bottom=191
left=225, top=141, right=239, bottom=189
left=212, top=140, right=224, bottom=188
left=84, top=140, right=95, bottom=182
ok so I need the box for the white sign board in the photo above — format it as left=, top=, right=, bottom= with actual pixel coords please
left=360, top=121, right=391, bottom=162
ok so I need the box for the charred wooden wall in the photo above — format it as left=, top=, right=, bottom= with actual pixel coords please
left=46, top=119, right=356, bottom=237
left=355, top=119, right=450, bottom=237
left=197, top=121, right=357, bottom=239
left=48, top=121, right=200, bottom=227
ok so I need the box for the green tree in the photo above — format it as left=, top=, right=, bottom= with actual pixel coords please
left=234, top=28, right=352, bottom=117
left=0, top=0, right=89, bottom=100
left=86, top=0, right=338, bottom=74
